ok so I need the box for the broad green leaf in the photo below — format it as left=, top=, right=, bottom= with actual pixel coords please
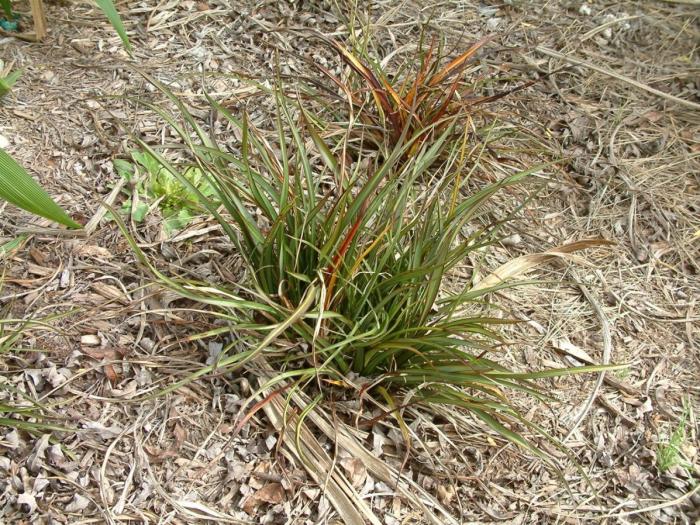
left=127, top=150, right=215, bottom=232
left=95, top=0, right=132, bottom=52
left=163, top=208, right=193, bottom=234
left=131, top=201, right=149, bottom=222
left=113, top=158, right=134, bottom=181
left=0, top=148, right=81, bottom=229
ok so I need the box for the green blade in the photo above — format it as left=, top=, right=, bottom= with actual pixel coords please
left=0, top=70, right=21, bottom=98
left=0, top=0, right=12, bottom=19
left=3, top=69, right=21, bottom=87
left=95, top=0, right=132, bottom=52
left=0, top=148, right=82, bottom=229
left=0, top=235, right=27, bottom=259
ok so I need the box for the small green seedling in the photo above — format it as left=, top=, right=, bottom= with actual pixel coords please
left=0, top=0, right=12, bottom=18
left=614, top=367, right=631, bottom=380
left=0, top=66, right=21, bottom=98
left=113, top=150, right=217, bottom=235
left=657, top=401, right=693, bottom=473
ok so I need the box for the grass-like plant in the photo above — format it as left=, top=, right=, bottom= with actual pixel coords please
left=657, top=401, right=693, bottom=474
left=118, top=68, right=620, bottom=457
left=0, top=323, right=65, bottom=432
left=314, top=34, right=535, bottom=158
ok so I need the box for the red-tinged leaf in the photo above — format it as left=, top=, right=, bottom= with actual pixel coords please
left=428, top=36, right=493, bottom=87
left=315, top=62, right=365, bottom=108
left=331, top=41, right=387, bottom=101
left=378, top=76, right=408, bottom=137
left=324, top=213, right=362, bottom=309
left=404, top=37, right=436, bottom=108
left=425, top=79, right=461, bottom=126
left=233, top=385, right=291, bottom=436
left=379, top=75, right=402, bottom=110
left=357, top=399, right=418, bottom=428
left=330, top=40, right=402, bottom=133
left=104, top=364, right=118, bottom=386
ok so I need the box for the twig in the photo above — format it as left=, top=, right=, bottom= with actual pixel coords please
left=606, top=483, right=700, bottom=519
left=597, top=394, right=636, bottom=425
left=535, top=46, right=700, bottom=110
left=564, top=271, right=612, bottom=441
left=0, top=27, right=40, bottom=42
left=85, top=178, right=127, bottom=234
left=579, top=15, right=641, bottom=42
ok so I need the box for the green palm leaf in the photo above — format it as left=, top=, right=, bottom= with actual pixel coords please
left=0, top=148, right=81, bottom=228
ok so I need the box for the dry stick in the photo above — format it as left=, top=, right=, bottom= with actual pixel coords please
left=255, top=374, right=378, bottom=525
left=563, top=271, right=611, bottom=442
left=579, top=15, right=641, bottom=42
left=29, top=0, right=47, bottom=40
left=100, top=411, right=150, bottom=519
left=535, top=46, right=700, bottom=111
left=0, top=27, right=40, bottom=42
left=85, top=178, right=127, bottom=234
left=606, top=483, right=700, bottom=519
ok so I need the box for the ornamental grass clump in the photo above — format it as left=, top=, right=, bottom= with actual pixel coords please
left=120, top=56, right=618, bottom=455
left=314, top=34, right=536, bottom=158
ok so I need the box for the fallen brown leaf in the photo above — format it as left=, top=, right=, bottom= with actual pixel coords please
left=28, top=247, right=47, bottom=265
left=81, top=346, right=126, bottom=359
left=73, top=244, right=112, bottom=259
left=437, top=484, right=456, bottom=505
left=143, top=445, right=178, bottom=463
left=173, top=423, right=187, bottom=450
left=340, top=457, right=367, bottom=488
left=90, top=282, right=129, bottom=304
left=240, top=482, right=285, bottom=514
left=104, top=364, right=118, bottom=386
